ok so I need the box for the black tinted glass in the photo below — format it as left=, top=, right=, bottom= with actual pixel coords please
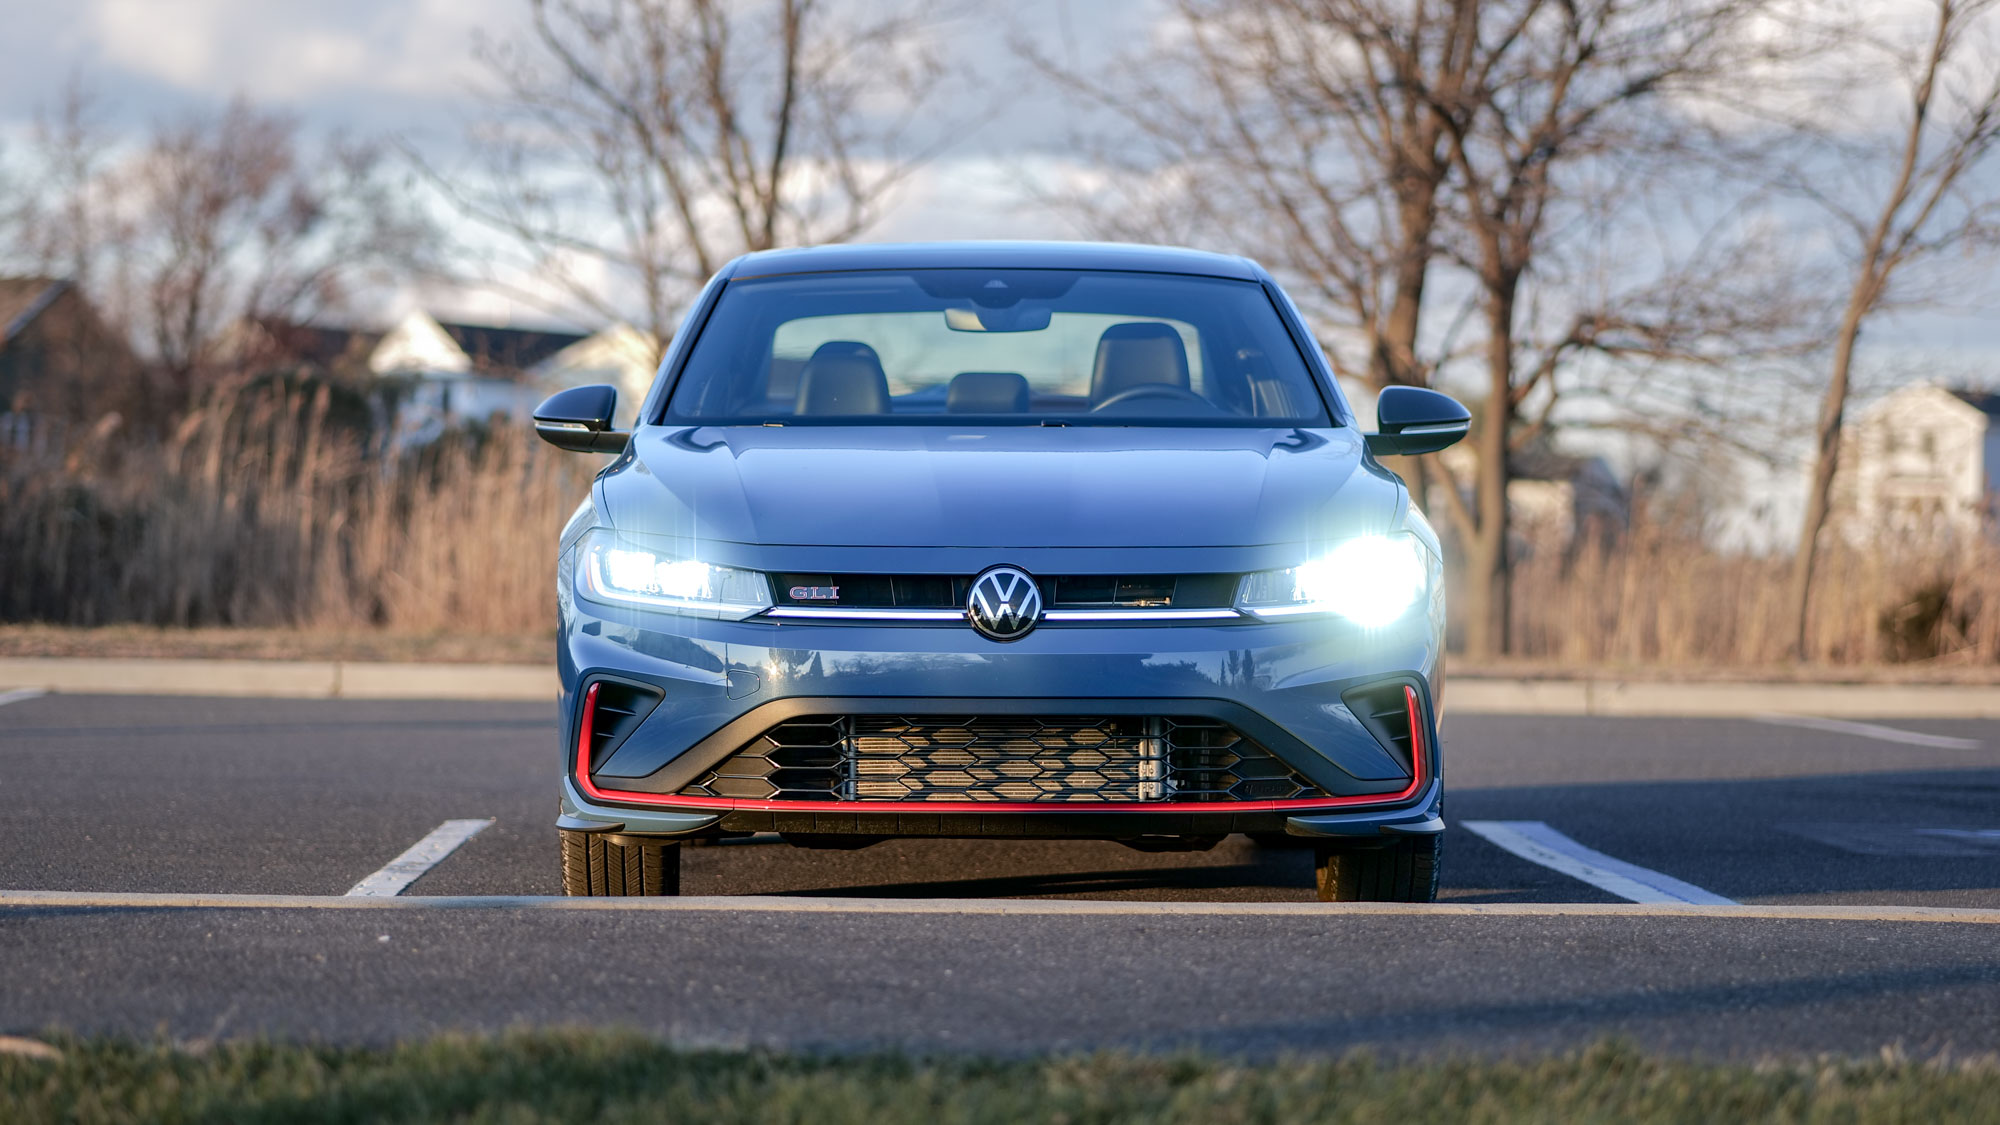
left=664, top=270, right=1333, bottom=426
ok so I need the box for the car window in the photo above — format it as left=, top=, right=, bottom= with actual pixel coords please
left=771, top=312, right=1208, bottom=397
left=663, top=269, right=1333, bottom=426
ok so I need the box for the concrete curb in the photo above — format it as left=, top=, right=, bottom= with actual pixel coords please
left=4, top=657, right=2000, bottom=716
left=1446, top=678, right=2000, bottom=719
left=6, top=888, right=2000, bottom=922
left=0, top=657, right=553, bottom=701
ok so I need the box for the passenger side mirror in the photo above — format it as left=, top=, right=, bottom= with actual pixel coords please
left=533, top=384, right=629, bottom=454
left=1365, top=386, right=1470, bottom=457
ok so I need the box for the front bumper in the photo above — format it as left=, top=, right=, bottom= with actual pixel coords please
left=558, top=594, right=1443, bottom=839
left=560, top=774, right=1444, bottom=841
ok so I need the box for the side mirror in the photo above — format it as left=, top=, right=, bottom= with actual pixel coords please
left=1365, top=386, right=1470, bottom=457
left=533, top=384, right=629, bottom=453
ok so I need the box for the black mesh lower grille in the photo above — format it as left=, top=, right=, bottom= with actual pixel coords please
left=679, top=715, right=1328, bottom=803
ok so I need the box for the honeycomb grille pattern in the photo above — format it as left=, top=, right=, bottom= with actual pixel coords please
left=679, top=715, right=1328, bottom=803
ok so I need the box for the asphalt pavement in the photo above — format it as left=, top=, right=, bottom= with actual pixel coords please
left=4, top=692, right=1999, bottom=1056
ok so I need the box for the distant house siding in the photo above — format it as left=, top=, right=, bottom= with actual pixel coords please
left=0, top=283, right=142, bottom=451
left=1845, top=386, right=1996, bottom=542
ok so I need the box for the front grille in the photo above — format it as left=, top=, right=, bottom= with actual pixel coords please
left=770, top=573, right=1239, bottom=610
left=679, top=715, right=1328, bottom=803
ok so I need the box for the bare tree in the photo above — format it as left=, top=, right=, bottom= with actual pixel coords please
left=1422, top=0, right=1788, bottom=656
left=6, top=75, right=116, bottom=290
left=120, top=99, right=437, bottom=404
left=2, top=86, right=435, bottom=412
left=1787, top=0, right=2000, bottom=660
left=1041, top=0, right=1788, bottom=657
left=424, top=0, right=952, bottom=342
left=1023, top=0, right=1476, bottom=392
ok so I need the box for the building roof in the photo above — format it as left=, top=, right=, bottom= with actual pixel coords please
left=0, top=278, right=67, bottom=347
left=1948, top=389, right=2000, bottom=416
left=436, top=322, right=587, bottom=372
left=249, top=318, right=381, bottom=367
left=252, top=312, right=589, bottom=379
left=726, top=240, right=1264, bottom=281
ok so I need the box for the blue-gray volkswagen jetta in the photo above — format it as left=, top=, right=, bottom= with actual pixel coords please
left=532, top=241, right=1470, bottom=902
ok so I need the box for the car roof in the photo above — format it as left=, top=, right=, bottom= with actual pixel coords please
left=723, top=240, right=1266, bottom=282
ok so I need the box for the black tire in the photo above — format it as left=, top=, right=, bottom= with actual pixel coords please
left=560, top=830, right=682, bottom=896
left=1313, top=834, right=1440, bottom=902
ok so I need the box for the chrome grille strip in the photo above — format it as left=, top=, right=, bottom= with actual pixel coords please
left=1042, top=608, right=1241, bottom=621
left=764, top=606, right=1243, bottom=623
left=764, top=606, right=965, bottom=621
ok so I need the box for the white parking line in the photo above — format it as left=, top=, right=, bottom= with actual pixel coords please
left=0, top=688, right=47, bottom=708
left=1461, top=820, right=1737, bottom=905
left=1753, top=713, right=1981, bottom=750
left=9, top=889, right=2000, bottom=922
left=345, top=819, right=494, bottom=897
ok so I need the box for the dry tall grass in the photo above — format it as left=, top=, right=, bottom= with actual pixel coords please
left=0, top=381, right=588, bottom=633
left=1506, top=513, right=2000, bottom=668
left=6, top=392, right=1998, bottom=668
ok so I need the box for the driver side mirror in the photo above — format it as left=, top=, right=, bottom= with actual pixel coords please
left=533, top=384, right=629, bottom=454
left=1365, top=386, right=1470, bottom=457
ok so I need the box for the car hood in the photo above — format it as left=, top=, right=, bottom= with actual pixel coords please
left=599, top=425, right=1398, bottom=550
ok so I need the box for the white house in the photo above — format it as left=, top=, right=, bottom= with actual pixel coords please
left=369, top=312, right=561, bottom=445
left=531, top=322, right=661, bottom=429
left=1839, top=384, right=2000, bottom=542
left=368, top=311, right=661, bottom=440
left=229, top=309, right=663, bottom=446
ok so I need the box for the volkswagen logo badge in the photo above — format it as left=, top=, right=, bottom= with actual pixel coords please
left=966, top=565, right=1042, bottom=641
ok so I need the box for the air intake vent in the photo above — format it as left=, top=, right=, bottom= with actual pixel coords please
left=1340, top=680, right=1419, bottom=772
left=580, top=679, right=664, bottom=767
left=680, top=715, right=1327, bottom=803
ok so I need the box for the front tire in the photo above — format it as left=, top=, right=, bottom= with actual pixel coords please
left=560, top=830, right=681, bottom=896
left=1314, top=834, right=1440, bottom=902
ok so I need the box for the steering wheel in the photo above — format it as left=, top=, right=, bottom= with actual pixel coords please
left=1089, top=383, right=1221, bottom=414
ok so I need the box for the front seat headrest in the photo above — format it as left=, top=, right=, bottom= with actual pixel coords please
left=796, top=341, right=890, bottom=415
left=946, top=371, right=1031, bottom=413
left=1090, top=322, right=1191, bottom=403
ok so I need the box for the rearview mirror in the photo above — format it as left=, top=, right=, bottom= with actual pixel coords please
left=533, top=384, right=629, bottom=454
left=944, top=304, right=1053, bottom=332
left=1365, top=386, right=1470, bottom=457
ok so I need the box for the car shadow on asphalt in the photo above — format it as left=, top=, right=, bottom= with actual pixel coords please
left=783, top=862, right=1311, bottom=899
left=679, top=837, right=1321, bottom=900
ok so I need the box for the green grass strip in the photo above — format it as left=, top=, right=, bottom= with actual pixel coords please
left=5, top=1033, right=2000, bottom=1125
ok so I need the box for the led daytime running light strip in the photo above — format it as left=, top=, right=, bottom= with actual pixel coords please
left=581, top=542, right=771, bottom=616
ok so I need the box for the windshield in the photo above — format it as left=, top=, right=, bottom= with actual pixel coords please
left=662, top=269, right=1335, bottom=426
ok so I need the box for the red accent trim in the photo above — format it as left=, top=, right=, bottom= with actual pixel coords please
left=1404, top=683, right=1425, bottom=762
left=575, top=682, right=600, bottom=782
left=573, top=688, right=1429, bottom=815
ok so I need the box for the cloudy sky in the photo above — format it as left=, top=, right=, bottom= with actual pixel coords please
left=3, top=0, right=1995, bottom=372
left=0, top=0, right=1144, bottom=248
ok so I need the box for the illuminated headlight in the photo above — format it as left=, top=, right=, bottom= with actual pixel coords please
left=1237, top=533, right=1432, bottom=626
left=576, top=529, right=771, bottom=618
